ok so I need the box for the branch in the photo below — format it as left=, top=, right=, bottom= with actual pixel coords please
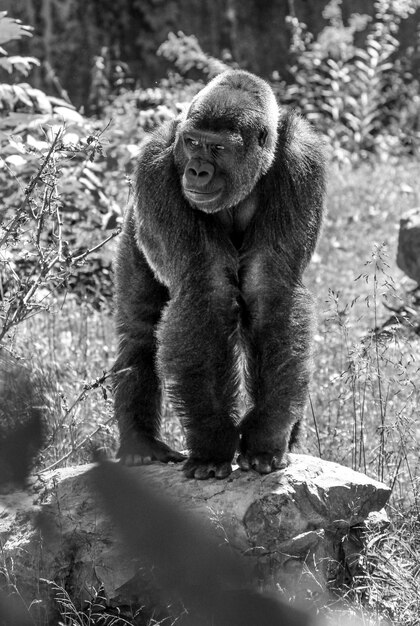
left=71, top=227, right=121, bottom=263
left=0, top=129, right=64, bottom=249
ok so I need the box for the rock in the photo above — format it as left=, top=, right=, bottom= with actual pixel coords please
left=397, top=208, right=420, bottom=283
left=0, top=454, right=390, bottom=624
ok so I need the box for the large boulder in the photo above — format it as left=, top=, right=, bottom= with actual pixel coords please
left=397, top=208, right=420, bottom=284
left=0, top=454, right=390, bottom=624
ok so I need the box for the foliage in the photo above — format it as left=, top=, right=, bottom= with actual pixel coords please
left=88, top=46, right=135, bottom=116
left=0, top=15, right=121, bottom=471
left=101, top=72, right=201, bottom=159
left=0, top=119, right=122, bottom=341
left=133, top=5, right=420, bottom=163
left=93, top=30, right=231, bottom=149
left=43, top=580, right=142, bottom=625
left=0, top=11, right=39, bottom=77
left=283, top=0, right=420, bottom=161
left=356, top=511, right=420, bottom=622
left=158, top=31, right=231, bottom=78
left=0, top=16, right=126, bottom=338
left=304, top=160, right=420, bottom=511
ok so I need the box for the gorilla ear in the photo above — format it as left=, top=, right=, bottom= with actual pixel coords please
left=258, top=128, right=268, bottom=147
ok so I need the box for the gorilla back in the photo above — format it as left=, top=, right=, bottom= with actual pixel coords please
left=113, top=69, right=326, bottom=480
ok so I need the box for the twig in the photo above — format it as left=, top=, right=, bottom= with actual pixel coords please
left=0, top=129, right=64, bottom=249
left=40, top=371, right=114, bottom=473
left=71, top=227, right=121, bottom=263
left=55, top=202, right=64, bottom=261
left=39, top=417, right=114, bottom=474
left=60, top=371, right=112, bottom=423
left=309, top=393, right=322, bottom=458
left=0, top=255, right=60, bottom=343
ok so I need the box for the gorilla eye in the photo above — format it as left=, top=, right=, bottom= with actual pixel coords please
left=185, top=137, right=201, bottom=149
left=214, top=145, right=225, bottom=151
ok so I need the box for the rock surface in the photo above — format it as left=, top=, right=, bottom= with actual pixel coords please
left=0, top=454, right=390, bottom=624
left=397, top=208, right=420, bottom=283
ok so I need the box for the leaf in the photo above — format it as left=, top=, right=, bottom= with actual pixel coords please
left=0, top=12, right=33, bottom=45
left=12, top=84, right=33, bottom=108
left=8, top=136, right=26, bottom=154
left=28, top=87, right=52, bottom=113
left=353, top=59, right=370, bottom=74
left=377, top=62, right=394, bottom=73
left=367, top=38, right=383, bottom=53
left=0, top=112, right=51, bottom=132
left=53, top=106, right=84, bottom=124
left=0, top=55, right=39, bottom=76
left=5, top=153, right=27, bottom=168
left=0, top=57, right=14, bottom=74
left=0, top=83, right=15, bottom=108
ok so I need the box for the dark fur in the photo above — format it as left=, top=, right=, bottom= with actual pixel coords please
left=113, top=70, right=326, bottom=479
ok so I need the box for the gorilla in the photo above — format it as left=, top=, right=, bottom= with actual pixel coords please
left=113, top=70, right=326, bottom=479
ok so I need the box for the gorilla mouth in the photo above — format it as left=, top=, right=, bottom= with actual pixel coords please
left=184, top=188, right=223, bottom=206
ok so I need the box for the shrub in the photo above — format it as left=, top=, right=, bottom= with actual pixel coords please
left=282, top=0, right=420, bottom=161
left=0, top=13, right=122, bottom=340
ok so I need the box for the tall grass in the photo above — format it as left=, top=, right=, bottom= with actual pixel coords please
left=304, top=161, right=420, bottom=512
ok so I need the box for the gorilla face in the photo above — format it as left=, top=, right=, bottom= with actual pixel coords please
left=173, top=75, right=279, bottom=214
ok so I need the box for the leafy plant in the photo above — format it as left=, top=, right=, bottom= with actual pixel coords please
left=0, top=122, right=121, bottom=342
left=43, top=580, right=140, bottom=625
left=0, top=11, right=39, bottom=77
left=0, top=12, right=126, bottom=334
left=157, top=31, right=230, bottom=78
left=283, top=0, right=420, bottom=160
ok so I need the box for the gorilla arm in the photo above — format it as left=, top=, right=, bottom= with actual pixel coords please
left=261, top=110, right=326, bottom=273
left=113, top=119, right=204, bottom=465
left=118, top=119, right=241, bottom=476
left=238, top=111, right=326, bottom=472
left=133, top=119, right=205, bottom=290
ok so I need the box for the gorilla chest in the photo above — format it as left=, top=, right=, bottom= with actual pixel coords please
left=215, top=195, right=258, bottom=250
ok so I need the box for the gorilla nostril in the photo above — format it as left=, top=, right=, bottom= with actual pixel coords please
left=186, top=162, right=214, bottom=187
left=198, top=171, right=210, bottom=180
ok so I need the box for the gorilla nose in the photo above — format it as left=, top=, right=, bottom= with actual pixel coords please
left=186, top=161, right=214, bottom=188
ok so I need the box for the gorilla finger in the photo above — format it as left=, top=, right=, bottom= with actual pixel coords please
left=183, top=465, right=196, bottom=479
left=272, top=454, right=288, bottom=470
left=194, top=464, right=216, bottom=480
left=237, top=454, right=251, bottom=471
left=252, top=456, right=272, bottom=474
left=183, top=459, right=201, bottom=479
left=120, top=454, right=135, bottom=466
left=215, top=462, right=233, bottom=479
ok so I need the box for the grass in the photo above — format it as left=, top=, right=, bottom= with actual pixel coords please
left=306, top=161, right=420, bottom=501
left=3, top=158, right=420, bottom=624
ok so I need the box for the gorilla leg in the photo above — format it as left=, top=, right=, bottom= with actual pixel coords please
left=157, top=280, right=240, bottom=479
left=113, top=227, right=185, bottom=465
left=239, top=276, right=313, bottom=474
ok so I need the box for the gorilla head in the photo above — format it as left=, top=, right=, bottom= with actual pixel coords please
left=174, top=71, right=280, bottom=213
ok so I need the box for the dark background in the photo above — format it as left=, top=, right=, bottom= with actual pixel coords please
left=4, top=0, right=420, bottom=109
